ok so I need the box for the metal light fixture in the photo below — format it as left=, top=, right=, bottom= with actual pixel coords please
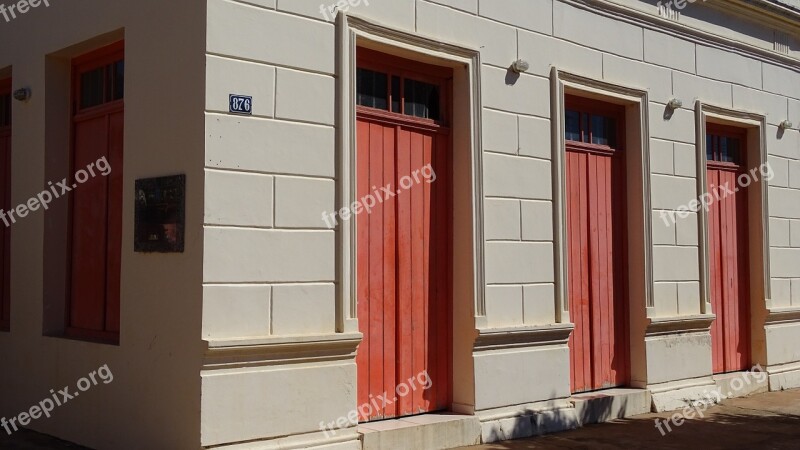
left=510, top=59, right=530, bottom=74
left=667, top=98, right=683, bottom=110
left=779, top=120, right=793, bottom=130
left=13, top=87, right=31, bottom=102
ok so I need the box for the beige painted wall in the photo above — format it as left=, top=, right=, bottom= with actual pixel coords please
left=199, top=0, right=800, bottom=447
left=0, top=0, right=206, bottom=449
left=1, top=0, right=799, bottom=448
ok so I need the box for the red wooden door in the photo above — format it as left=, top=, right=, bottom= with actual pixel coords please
left=565, top=99, right=629, bottom=393
left=355, top=50, right=452, bottom=421
left=68, top=42, right=124, bottom=342
left=0, top=78, right=10, bottom=331
left=707, top=126, right=750, bottom=374
left=70, top=110, right=123, bottom=334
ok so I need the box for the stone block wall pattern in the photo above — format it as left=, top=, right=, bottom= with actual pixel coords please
left=0, top=0, right=798, bottom=448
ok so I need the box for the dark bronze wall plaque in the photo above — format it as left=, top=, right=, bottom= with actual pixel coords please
left=135, top=175, right=185, bottom=253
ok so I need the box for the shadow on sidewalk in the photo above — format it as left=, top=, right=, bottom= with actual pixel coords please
left=468, top=406, right=800, bottom=449
left=0, top=429, right=92, bottom=450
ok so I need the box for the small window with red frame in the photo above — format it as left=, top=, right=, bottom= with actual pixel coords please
left=74, top=50, right=124, bottom=112
left=564, top=95, right=623, bottom=150
left=706, top=125, right=744, bottom=167
left=355, top=49, right=449, bottom=123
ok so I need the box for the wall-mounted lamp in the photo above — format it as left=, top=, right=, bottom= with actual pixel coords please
left=667, top=98, right=683, bottom=110
left=779, top=120, right=793, bottom=130
left=13, top=87, right=31, bottom=102
left=510, top=59, right=530, bottom=74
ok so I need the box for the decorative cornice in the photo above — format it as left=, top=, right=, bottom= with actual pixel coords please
left=700, top=102, right=771, bottom=124
left=568, top=0, right=800, bottom=71
left=474, top=324, right=575, bottom=351
left=646, top=314, right=716, bottom=336
left=765, top=307, right=800, bottom=324
left=740, top=0, right=800, bottom=27
left=202, top=332, right=362, bottom=368
left=557, top=70, right=651, bottom=100
left=345, top=15, right=481, bottom=60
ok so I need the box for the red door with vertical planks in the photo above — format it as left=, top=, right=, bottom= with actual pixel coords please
left=707, top=124, right=750, bottom=374
left=355, top=49, right=452, bottom=421
left=68, top=42, right=124, bottom=342
left=565, top=97, right=629, bottom=393
left=0, top=78, right=11, bottom=331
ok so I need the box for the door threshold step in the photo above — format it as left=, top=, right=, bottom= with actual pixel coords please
left=357, top=413, right=481, bottom=450
left=570, top=388, right=652, bottom=426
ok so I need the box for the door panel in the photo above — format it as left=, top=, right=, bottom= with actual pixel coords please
left=356, top=117, right=451, bottom=421
left=69, top=110, right=123, bottom=334
left=70, top=115, right=111, bottom=331
left=105, top=111, right=123, bottom=333
left=567, top=148, right=628, bottom=393
left=708, top=167, right=750, bottom=373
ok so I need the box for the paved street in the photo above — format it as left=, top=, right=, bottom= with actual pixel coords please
left=458, top=389, right=800, bottom=450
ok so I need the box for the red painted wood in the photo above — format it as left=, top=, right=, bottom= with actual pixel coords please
left=356, top=52, right=452, bottom=421
left=383, top=124, right=397, bottom=418
left=67, top=43, right=124, bottom=342
left=735, top=177, right=751, bottom=369
left=612, top=149, right=630, bottom=385
left=588, top=154, right=602, bottom=385
left=70, top=115, right=111, bottom=331
left=410, top=131, right=426, bottom=412
left=357, top=119, right=451, bottom=419
left=566, top=98, right=628, bottom=393
left=0, top=77, right=10, bottom=332
left=708, top=170, right=723, bottom=372
left=568, top=152, right=582, bottom=391
left=105, top=111, right=123, bottom=333
left=356, top=120, right=371, bottom=415
left=578, top=152, right=590, bottom=390
left=433, top=133, right=449, bottom=410
left=707, top=126, right=750, bottom=374
left=395, top=126, right=413, bottom=417
left=367, top=121, right=385, bottom=416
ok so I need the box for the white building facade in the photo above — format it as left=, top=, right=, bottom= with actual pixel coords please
left=0, top=0, right=799, bottom=449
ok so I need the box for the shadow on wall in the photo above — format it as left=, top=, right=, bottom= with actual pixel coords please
left=505, top=67, right=520, bottom=86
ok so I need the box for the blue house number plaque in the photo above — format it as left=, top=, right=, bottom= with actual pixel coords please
left=229, top=94, right=253, bottom=115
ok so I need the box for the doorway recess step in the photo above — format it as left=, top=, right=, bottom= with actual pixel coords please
left=570, top=388, right=652, bottom=425
left=357, top=413, right=481, bottom=450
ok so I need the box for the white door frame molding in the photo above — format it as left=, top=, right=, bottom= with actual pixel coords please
left=550, top=68, right=655, bottom=322
left=334, top=13, right=487, bottom=333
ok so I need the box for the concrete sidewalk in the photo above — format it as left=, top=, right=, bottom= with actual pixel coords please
left=1, top=389, right=798, bottom=449
left=0, top=428, right=90, bottom=450
left=457, top=389, right=800, bottom=450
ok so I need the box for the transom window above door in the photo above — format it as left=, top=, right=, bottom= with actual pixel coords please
left=355, top=48, right=451, bottom=124
left=706, top=130, right=743, bottom=165
left=565, top=109, right=618, bottom=147
left=356, top=68, right=441, bottom=120
left=564, top=95, right=624, bottom=151
left=75, top=58, right=124, bottom=111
